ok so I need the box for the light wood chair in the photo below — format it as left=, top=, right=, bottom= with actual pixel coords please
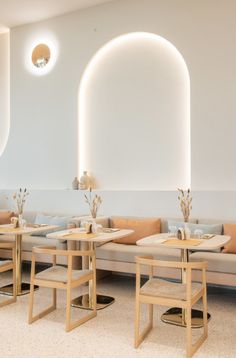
left=28, top=246, right=97, bottom=332
left=0, top=242, right=16, bottom=307
left=135, top=256, right=208, bottom=358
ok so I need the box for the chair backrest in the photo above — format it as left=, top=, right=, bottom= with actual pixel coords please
left=135, top=256, right=208, bottom=300
left=135, top=256, right=207, bottom=270
left=32, top=245, right=95, bottom=270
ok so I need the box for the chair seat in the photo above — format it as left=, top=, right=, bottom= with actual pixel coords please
left=0, top=260, right=12, bottom=267
left=140, top=278, right=202, bottom=301
left=35, top=265, right=93, bottom=283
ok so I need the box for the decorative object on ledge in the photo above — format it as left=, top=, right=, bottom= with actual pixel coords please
left=79, top=171, right=90, bottom=190
left=12, top=188, right=29, bottom=227
left=72, top=176, right=79, bottom=190
left=177, top=188, right=192, bottom=223
left=32, top=44, right=50, bottom=68
left=84, top=188, right=102, bottom=219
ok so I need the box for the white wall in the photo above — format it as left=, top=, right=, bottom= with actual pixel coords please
left=0, top=0, right=236, bottom=218
left=0, top=32, right=10, bottom=157
left=1, top=189, right=236, bottom=222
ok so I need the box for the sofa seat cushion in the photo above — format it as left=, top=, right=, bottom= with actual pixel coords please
left=190, top=251, right=236, bottom=274
left=141, top=278, right=202, bottom=300
left=35, top=266, right=92, bottom=283
left=0, top=235, right=66, bottom=252
left=96, top=242, right=180, bottom=263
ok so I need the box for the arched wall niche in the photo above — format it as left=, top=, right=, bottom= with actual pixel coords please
left=78, top=32, right=190, bottom=190
left=0, top=32, right=10, bottom=157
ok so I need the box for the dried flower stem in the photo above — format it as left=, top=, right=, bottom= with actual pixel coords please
left=84, top=188, right=102, bottom=219
left=177, top=188, right=192, bottom=222
left=13, top=188, right=29, bottom=215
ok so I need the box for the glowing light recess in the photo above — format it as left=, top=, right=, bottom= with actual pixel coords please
left=78, top=32, right=190, bottom=188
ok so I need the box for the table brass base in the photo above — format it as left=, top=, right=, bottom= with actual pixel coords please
left=0, top=283, right=39, bottom=296
left=161, top=307, right=211, bottom=328
left=71, top=294, right=115, bottom=310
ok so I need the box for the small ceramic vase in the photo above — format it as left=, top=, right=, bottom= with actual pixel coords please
left=72, top=177, right=78, bottom=190
left=79, top=171, right=90, bottom=190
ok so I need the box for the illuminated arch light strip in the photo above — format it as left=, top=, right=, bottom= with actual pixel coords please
left=25, top=36, right=58, bottom=76
left=78, top=32, right=191, bottom=188
left=0, top=30, right=10, bottom=157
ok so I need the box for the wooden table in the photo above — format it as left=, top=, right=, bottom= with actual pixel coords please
left=47, top=228, right=133, bottom=310
left=137, top=233, right=230, bottom=328
left=0, top=224, right=58, bottom=296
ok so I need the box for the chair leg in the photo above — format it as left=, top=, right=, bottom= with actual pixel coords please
left=186, top=295, right=208, bottom=358
left=135, top=299, right=153, bottom=348
left=28, top=281, right=35, bottom=324
left=65, top=279, right=97, bottom=333
left=202, top=288, right=208, bottom=338
left=0, top=266, right=17, bottom=308
left=28, top=285, right=57, bottom=325
left=12, top=263, right=17, bottom=303
left=65, top=285, right=72, bottom=332
left=186, top=306, right=192, bottom=358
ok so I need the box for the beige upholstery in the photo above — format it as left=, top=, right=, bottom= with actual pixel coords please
left=36, top=266, right=92, bottom=283
left=96, top=242, right=180, bottom=263
left=0, top=259, right=12, bottom=267
left=140, top=278, right=202, bottom=300
left=135, top=257, right=208, bottom=358
left=190, top=251, right=236, bottom=274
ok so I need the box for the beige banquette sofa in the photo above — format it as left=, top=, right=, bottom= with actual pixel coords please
left=95, top=217, right=236, bottom=288
left=0, top=211, right=236, bottom=288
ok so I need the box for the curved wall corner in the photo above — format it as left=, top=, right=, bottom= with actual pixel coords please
left=78, top=32, right=190, bottom=190
left=0, top=32, right=10, bottom=157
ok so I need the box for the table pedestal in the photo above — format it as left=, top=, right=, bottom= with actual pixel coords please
left=0, top=282, right=39, bottom=296
left=71, top=294, right=114, bottom=310
left=161, top=307, right=211, bottom=328
left=71, top=241, right=115, bottom=310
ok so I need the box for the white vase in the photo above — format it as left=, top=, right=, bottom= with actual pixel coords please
left=18, top=214, right=25, bottom=228
left=79, top=171, right=90, bottom=190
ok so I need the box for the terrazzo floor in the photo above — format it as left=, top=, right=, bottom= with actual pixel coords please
left=0, top=270, right=236, bottom=358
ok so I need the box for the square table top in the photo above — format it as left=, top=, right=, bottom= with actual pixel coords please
left=0, top=224, right=58, bottom=235
left=136, top=233, right=231, bottom=251
left=47, top=228, right=134, bottom=244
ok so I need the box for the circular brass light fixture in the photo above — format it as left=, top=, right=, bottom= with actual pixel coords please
left=31, top=43, right=50, bottom=68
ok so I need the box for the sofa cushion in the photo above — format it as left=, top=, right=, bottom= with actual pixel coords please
left=222, top=223, right=236, bottom=253
left=0, top=211, right=14, bottom=225
left=79, top=216, right=109, bottom=228
left=168, top=220, right=223, bottom=235
left=190, top=251, right=236, bottom=274
left=110, top=217, right=161, bottom=244
left=33, top=213, right=78, bottom=237
left=96, top=242, right=180, bottom=262
left=161, top=218, right=197, bottom=233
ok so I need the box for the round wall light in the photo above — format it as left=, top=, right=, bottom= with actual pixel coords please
left=25, top=36, right=58, bottom=76
left=32, top=43, right=50, bottom=68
